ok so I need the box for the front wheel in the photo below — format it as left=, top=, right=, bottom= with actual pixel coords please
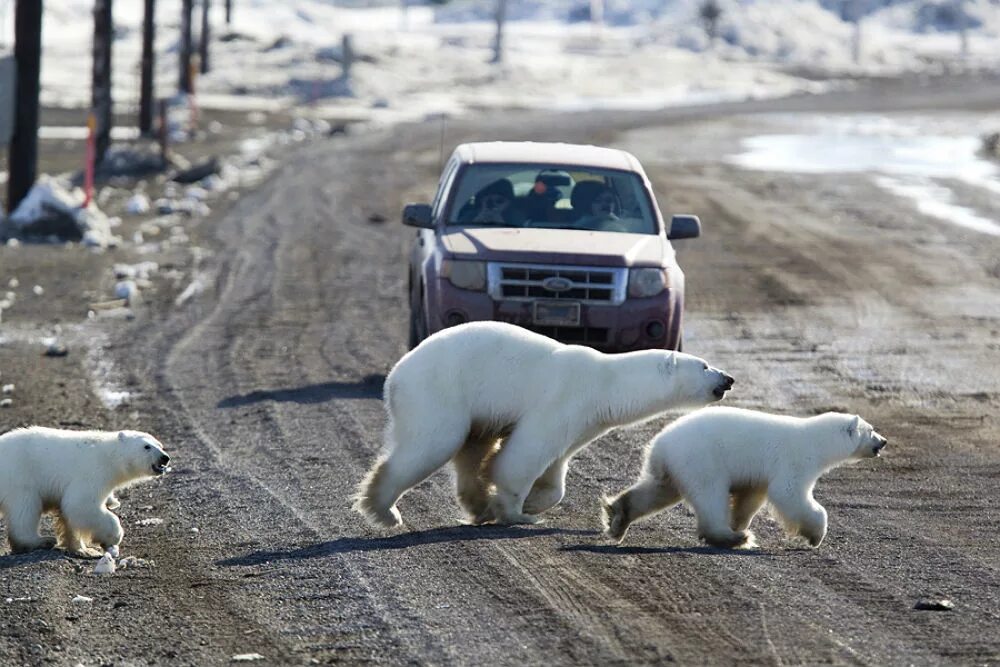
left=408, top=296, right=429, bottom=350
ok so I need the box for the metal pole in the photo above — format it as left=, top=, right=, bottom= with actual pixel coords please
left=139, top=0, right=155, bottom=135
left=6, top=0, right=43, bottom=214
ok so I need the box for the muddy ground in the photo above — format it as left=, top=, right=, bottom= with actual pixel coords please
left=1, top=76, right=999, bottom=666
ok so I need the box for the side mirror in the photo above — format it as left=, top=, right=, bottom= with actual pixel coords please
left=667, top=214, right=701, bottom=240
left=402, top=203, right=434, bottom=229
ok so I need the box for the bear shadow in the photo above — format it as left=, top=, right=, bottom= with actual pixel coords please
left=0, top=549, right=71, bottom=570
left=217, top=373, right=385, bottom=408
left=559, top=543, right=770, bottom=556
left=216, top=524, right=599, bottom=567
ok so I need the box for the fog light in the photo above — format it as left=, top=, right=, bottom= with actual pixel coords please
left=446, top=311, right=467, bottom=327
left=645, top=321, right=665, bottom=339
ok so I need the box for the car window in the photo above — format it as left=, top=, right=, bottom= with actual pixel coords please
left=446, top=163, right=659, bottom=234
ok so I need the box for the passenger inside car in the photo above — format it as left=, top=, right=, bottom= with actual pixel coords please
left=456, top=178, right=524, bottom=225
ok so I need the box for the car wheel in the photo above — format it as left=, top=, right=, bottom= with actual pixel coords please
left=408, top=307, right=421, bottom=350
left=408, top=292, right=429, bottom=350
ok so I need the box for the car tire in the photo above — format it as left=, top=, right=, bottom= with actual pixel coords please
left=408, top=291, right=429, bottom=350
left=408, top=307, right=421, bottom=350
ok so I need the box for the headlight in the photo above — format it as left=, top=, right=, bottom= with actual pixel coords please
left=441, top=259, right=487, bottom=291
left=628, top=268, right=668, bottom=298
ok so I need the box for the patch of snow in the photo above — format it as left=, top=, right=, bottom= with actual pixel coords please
left=125, top=193, right=151, bottom=215
left=71, top=595, right=94, bottom=604
left=135, top=517, right=164, bottom=526
left=727, top=113, right=1000, bottom=236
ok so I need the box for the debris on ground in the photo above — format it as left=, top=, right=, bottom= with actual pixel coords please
left=118, top=556, right=155, bottom=570
left=93, top=554, right=117, bottom=575
left=43, top=342, right=69, bottom=357
left=71, top=595, right=94, bottom=604
left=135, top=517, right=164, bottom=526
left=231, top=653, right=265, bottom=662
left=914, top=598, right=954, bottom=611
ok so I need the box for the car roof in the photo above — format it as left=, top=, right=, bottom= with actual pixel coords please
left=452, top=141, right=643, bottom=173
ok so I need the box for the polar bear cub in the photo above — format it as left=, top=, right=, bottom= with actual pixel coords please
left=355, top=321, right=735, bottom=528
left=0, top=427, right=171, bottom=557
left=602, top=407, right=886, bottom=548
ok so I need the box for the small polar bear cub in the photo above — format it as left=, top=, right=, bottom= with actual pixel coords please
left=602, top=407, right=887, bottom=549
left=0, top=426, right=171, bottom=557
left=355, top=321, right=735, bottom=528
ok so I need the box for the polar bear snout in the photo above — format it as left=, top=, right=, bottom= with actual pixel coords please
left=871, top=435, right=888, bottom=457
left=152, top=453, right=170, bottom=475
left=712, top=372, right=736, bottom=399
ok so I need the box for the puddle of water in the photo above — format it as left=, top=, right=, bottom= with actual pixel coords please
left=727, top=115, right=1000, bottom=236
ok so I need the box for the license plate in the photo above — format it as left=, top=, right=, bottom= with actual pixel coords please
left=533, top=301, right=580, bottom=326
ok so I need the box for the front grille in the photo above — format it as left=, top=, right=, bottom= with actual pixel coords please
left=525, top=325, right=610, bottom=345
left=487, top=263, right=627, bottom=305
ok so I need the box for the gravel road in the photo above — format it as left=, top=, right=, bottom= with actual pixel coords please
left=1, top=77, right=999, bottom=666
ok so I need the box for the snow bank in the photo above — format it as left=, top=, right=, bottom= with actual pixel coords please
left=4, top=176, right=120, bottom=248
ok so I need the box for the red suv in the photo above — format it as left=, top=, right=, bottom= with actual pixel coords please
left=403, top=141, right=701, bottom=352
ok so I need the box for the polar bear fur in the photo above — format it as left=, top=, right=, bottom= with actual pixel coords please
left=602, top=407, right=887, bottom=548
left=354, top=321, right=735, bottom=528
left=0, top=427, right=171, bottom=557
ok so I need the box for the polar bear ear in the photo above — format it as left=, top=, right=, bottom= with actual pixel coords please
left=846, top=415, right=861, bottom=437
left=117, top=431, right=128, bottom=443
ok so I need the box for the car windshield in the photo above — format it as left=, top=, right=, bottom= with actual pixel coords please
left=446, top=163, right=659, bottom=234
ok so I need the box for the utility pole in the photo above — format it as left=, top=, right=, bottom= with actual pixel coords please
left=179, top=0, right=193, bottom=93
left=7, top=0, right=43, bottom=214
left=92, top=0, right=113, bottom=165
left=199, top=0, right=210, bottom=74
left=139, top=0, right=155, bottom=135
left=491, top=0, right=507, bottom=64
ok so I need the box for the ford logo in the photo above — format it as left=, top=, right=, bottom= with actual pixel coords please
left=542, top=277, right=573, bottom=292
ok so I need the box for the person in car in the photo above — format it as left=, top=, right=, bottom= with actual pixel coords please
left=459, top=178, right=522, bottom=225
left=570, top=181, right=625, bottom=231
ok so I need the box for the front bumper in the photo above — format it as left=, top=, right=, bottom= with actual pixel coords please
left=426, top=278, right=683, bottom=352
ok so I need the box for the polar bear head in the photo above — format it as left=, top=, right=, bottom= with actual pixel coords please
left=843, top=415, right=888, bottom=459
left=117, top=430, right=171, bottom=479
left=656, top=351, right=735, bottom=409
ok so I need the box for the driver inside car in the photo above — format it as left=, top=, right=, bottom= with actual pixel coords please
left=570, top=181, right=625, bottom=231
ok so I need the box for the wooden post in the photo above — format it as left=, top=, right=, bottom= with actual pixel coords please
left=179, top=0, right=193, bottom=93
left=341, top=33, right=353, bottom=81
left=91, top=0, right=113, bottom=166
left=199, top=0, right=210, bottom=74
left=158, top=98, right=169, bottom=164
left=6, top=0, right=43, bottom=214
left=139, top=0, right=156, bottom=135
left=225, top=0, right=231, bottom=25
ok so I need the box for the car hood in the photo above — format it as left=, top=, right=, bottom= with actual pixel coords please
left=440, top=227, right=673, bottom=267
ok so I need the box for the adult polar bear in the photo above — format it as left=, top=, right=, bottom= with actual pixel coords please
left=602, top=407, right=887, bottom=548
left=355, top=322, right=735, bottom=527
left=0, top=427, right=171, bottom=557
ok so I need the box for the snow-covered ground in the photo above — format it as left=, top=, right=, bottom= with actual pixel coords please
left=0, top=0, right=997, bottom=123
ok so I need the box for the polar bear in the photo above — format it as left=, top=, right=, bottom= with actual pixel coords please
left=354, top=321, right=735, bottom=528
left=0, top=427, right=171, bottom=557
left=601, top=407, right=887, bottom=548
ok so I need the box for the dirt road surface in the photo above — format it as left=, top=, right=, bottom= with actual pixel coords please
left=1, top=77, right=999, bottom=665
